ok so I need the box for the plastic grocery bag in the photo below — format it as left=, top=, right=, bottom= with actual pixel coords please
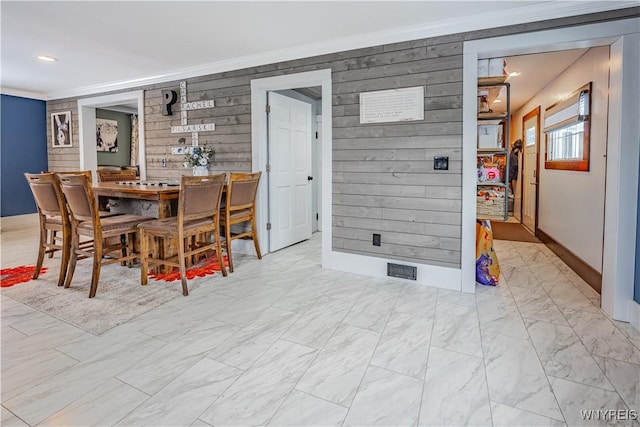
left=475, top=220, right=500, bottom=286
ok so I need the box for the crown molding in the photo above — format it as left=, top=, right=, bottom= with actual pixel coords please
left=44, top=1, right=638, bottom=100
left=1, top=86, right=46, bottom=100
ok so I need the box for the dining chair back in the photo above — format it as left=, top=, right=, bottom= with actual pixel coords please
left=97, top=169, right=137, bottom=182
left=24, top=172, right=70, bottom=287
left=221, top=171, right=262, bottom=272
left=43, top=170, right=93, bottom=182
left=58, top=173, right=153, bottom=298
left=139, top=174, right=227, bottom=296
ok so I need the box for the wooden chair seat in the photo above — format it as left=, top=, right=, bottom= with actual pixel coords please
left=226, top=209, right=252, bottom=221
left=47, top=215, right=64, bottom=225
left=137, top=217, right=213, bottom=233
left=77, top=214, right=151, bottom=233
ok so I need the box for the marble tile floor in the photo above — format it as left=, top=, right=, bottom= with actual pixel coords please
left=1, top=220, right=639, bottom=427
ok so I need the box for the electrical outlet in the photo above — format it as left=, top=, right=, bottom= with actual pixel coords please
left=373, top=233, right=381, bottom=246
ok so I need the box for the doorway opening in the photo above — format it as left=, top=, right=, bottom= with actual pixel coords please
left=77, top=90, right=146, bottom=180
left=520, top=105, right=541, bottom=234
left=267, top=89, right=323, bottom=253
left=250, top=69, right=332, bottom=260
left=463, top=18, right=639, bottom=325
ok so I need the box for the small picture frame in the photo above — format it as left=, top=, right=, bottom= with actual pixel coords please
left=51, top=111, right=72, bottom=147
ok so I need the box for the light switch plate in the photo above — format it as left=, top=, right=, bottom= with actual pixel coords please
left=434, top=156, right=449, bottom=170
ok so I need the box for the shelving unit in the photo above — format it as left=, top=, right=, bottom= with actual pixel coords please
left=477, top=78, right=510, bottom=221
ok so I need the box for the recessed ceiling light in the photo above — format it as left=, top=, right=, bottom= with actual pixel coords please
left=509, top=71, right=521, bottom=77
left=35, top=55, right=57, bottom=62
left=493, top=99, right=502, bottom=103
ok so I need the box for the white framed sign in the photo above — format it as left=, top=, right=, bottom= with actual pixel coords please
left=359, top=86, right=425, bottom=124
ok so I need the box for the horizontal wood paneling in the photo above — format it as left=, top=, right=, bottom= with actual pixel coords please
left=333, top=227, right=460, bottom=251
left=46, top=8, right=638, bottom=269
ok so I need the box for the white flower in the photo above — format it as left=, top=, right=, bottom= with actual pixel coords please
left=184, top=144, right=215, bottom=167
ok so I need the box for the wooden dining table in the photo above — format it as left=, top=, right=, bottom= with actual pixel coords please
left=92, top=181, right=180, bottom=219
left=92, top=179, right=227, bottom=271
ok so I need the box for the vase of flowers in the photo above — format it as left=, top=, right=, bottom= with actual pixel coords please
left=184, top=145, right=215, bottom=176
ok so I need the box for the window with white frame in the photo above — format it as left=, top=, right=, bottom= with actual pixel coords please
left=544, top=82, right=591, bottom=171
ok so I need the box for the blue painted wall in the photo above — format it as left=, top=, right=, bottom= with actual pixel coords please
left=1, top=94, right=48, bottom=217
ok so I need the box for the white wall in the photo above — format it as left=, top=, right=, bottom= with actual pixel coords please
left=511, top=46, right=610, bottom=272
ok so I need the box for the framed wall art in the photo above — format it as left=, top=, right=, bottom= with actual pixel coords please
left=96, top=118, right=118, bottom=152
left=51, top=111, right=72, bottom=147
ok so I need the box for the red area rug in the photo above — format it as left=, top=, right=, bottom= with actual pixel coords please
left=148, top=256, right=228, bottom=282
left=1, top=266, right=46, bottom=288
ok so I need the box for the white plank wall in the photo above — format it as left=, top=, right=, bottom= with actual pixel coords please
left=46, top=7, right=638, bottom=268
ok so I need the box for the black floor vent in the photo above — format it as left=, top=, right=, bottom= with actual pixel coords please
left=387, top=263, right=417, bottom=280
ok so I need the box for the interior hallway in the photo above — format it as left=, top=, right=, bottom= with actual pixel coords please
left=1, top=220, right=639, bottom=426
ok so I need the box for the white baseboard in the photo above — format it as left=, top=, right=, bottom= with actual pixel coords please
left=325, top=250, right=462, bottom=291
left=630, top=300, right=640, bottom=333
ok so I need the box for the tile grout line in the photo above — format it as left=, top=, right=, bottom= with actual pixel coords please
left=338, top=280, right=404, bottom=426
left=507, top=243, right=570, bottom=424
left=415, top=287, right=441, bottom=426
left=259, top=271, right=370, bottom=426
left=475, top=285, right=496, bottom=427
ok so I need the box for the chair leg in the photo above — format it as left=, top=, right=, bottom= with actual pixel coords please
left=125, top=232, right=135, bottom=268
left=178, top=237, right=189, bottom=296
left=215, top=229, right=227, bottom=277
left=120, top=234, right=128, bottom=267
left=48, top=230, right=56, bottom=258
left=33, top=222, right=47, bottom=280
left=64, top=232, right=80, bottom=289
left=89, top=245, right=103, bottom=298
left=57, top=227, right=71, bottom=287
left=140, top=229, right=149, bottom=286
left=251, top=216, right=262, bottom=260
left=190, top=235, right=197, bottom=266
left=225, top=223, right=234, bottom=273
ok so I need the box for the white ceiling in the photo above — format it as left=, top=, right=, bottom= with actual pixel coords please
left=1, top=1, right=634, bottom=100
left=492, top=48, right=589, bottom=114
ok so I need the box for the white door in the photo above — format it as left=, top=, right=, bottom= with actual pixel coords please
left=522, top=108, right=539, bottom=233
left=268, top=92, right=313, bottom=251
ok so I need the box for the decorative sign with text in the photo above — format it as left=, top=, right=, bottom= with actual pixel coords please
left=359, top=86, right=425, bottom=124
left=169, top=81, right=216, bottom=146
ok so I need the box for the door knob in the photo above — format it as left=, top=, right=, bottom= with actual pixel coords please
left=308, top=176, right=313, bottom=181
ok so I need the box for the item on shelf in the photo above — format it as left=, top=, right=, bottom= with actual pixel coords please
left=477, top=78, right=510, bottom=220
left=475, top=220, right=500, bottom=286
left=477, top=186, right=506, bottom=218
left=489, top=58, right=508, bottom=77
left=477, top=155, right=492, bottom=168
left=478, top=165, right=501, bottom=183
left=478, top=124, right=502, bottom=148
left=478, top=90, right=490, bottom=113
left=493, top=153, right=507, bottom=183
left=477, top=59, right=489, bottom=77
